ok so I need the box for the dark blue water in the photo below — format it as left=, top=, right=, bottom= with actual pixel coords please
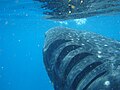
left=0, top=0, right=120, bottom=90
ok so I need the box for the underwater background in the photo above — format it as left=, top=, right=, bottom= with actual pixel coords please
left=0, top=0, right=120, bottom=90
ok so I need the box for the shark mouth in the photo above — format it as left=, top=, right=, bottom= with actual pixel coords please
left=43, top=27, right=120, bottom=90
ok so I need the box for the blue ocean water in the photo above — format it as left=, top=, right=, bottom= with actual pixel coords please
left=0, top=0, right=120, bottom=90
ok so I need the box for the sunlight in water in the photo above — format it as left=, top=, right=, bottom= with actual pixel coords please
left=74, top=18, right=87, bottom=25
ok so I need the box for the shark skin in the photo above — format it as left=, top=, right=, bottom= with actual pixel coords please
left=43, top=27, right=120, bottom=90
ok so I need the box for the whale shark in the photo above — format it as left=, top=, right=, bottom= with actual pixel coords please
left=43, top=27, right=120, bottom=90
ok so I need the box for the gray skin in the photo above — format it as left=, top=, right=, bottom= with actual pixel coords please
left=43, top=27, right=120, bottom=90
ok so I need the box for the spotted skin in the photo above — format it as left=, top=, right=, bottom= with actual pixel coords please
left=43, top=27, right=120, bottom=90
